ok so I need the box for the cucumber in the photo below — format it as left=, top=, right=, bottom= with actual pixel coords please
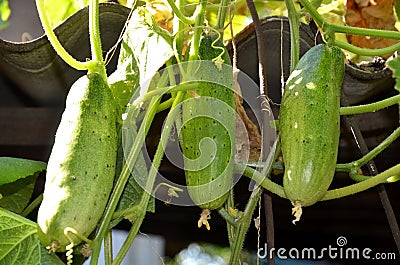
left=279, top=44, right=344, bottom=223
left=179, top=35, right=235, bottom=213
left=37, top=73, right=117, bottom=251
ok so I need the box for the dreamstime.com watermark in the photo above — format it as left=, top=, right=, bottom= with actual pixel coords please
left=257, top=236, right=397, bottom=261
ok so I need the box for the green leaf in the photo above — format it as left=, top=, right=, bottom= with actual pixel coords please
left=111, top=133, right=154, bottom=227
left=0, top=0, right=10, bottom=30
left=108, top=7, right=173, bottom=110
left=108, top=52, right=140, bottom=110
left=120, top=7, right=173, bottom=86
left=0, top=208, right=64, bottom=264
left=44, top=0, right=80, bottom=27
left=387, top=57, right=400, bottom=93
left=0, top=157, right=46, bottom=186
left=0, top=174, right=37, bottom=214
left=0, top=208, right=39, bottom=264
left=109, top=7, right=173, bottom=110
left=120, top=125, right=154, bottom=212
left=43, top=0, right=106, bottom=27
left=108, top=7, right=174, bottom=224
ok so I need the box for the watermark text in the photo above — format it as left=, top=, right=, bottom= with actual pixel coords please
left=257, top=236, right=397, bottom=261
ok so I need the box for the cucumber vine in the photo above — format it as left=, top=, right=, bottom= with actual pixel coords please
left=32, top=0, right=400, bottom=265
left=299, top=0, right=400, bottom=55
left=36, top=0, right=106, bottom=76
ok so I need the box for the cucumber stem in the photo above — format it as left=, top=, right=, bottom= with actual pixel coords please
left=322, top=163, right=400, bottom=201
left=111, top=206, right=140, bottom=222
left=215, top=0, right=230, bottom=30
left=340, top=95, right=400, bottom=115
left=89, top=0, right=103, bottom=63
left=188, top=0, right=207, bottom=61
left=235, top=164, right=286, bottom=199
left=35, top=0, right=94, bottom=71
left=334, top=39, right=400, bottom=57
left=299, top=0, right=400, bottom=40
left=337, top=126, right=400, bottom=172
left=88, top=0, right=107, bottom=77
left=284, top=0, right=300, bottom=71
left=229, top=139, right=281, bottom=264
left=298, top=0, right=400, bottom=56
left=112, top=225, right=139, bottom=265
left=20, top=194, right=43, bottom=217
left=166, top=0, right=195, bottom=24
left=112, top=92, right=185, bottom=265
left=104, top=230, right=113, bottom=265
left=130, top=81, right=200, bottom=109
left=349, top=172, right=370, bottom=182
left=225, top=186, right=237, bottom=247
left=157, top=98, right=174, bottom=112
left=242, top=159, right=400, bottom=203
left=217, top=207, right=237, bottom=227
left=354, top=127, right=400, bottom=168
left=298, top=0, right=324, bottom=27
left=328, top=23, right=400, bottom=40
left=229, top=186, right=263, bottom=265
left=64, top=227, right=93, bottom=245
left=172, top=0, right=185, bottom=60
left=335, top=163, right=352, bottom=172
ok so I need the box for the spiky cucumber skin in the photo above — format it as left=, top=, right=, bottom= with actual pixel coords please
left=180, top=35, right=235, bottom=210
left=280, top=44, right=345, bottom=207
left=37, top=73, right=117, bottom=251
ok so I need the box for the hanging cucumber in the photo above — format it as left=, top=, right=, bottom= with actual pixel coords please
left=279, top=44, right=345, bottom=224
left=179, top=35, right=235, bottom=229
left=37, top=72, right=117, bottom=251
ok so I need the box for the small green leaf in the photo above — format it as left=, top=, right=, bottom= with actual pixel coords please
left=0, top=208, right=38, bottom=264
left=121, top=7, right=173, bottom=85
left=43, top=0, right=106, bottom=27
left=111, top=129, right=154, bottom=227
left=0, top=208, right=64, bottom=264
left=109, top=7, right=174, bottom=111
left=108, top=56, right=140, bottom=110
left=44, top=0, right=79, bottom=27
left=0, top=174, right=37, bottom=214
left=0, top=157, right=46, bottom=186
left=387, top=57, right=400, bottom=93
left=117, top=136, right=155, bottom=213
left=108, top=7, right=175, bottom=225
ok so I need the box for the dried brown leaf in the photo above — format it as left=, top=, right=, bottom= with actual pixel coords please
left=345, top=0, right=398, bottom=56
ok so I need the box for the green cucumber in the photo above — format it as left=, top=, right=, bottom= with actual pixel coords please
left=279, top=44, right=345, bottom=223
left=37, top=73, right=117, bottom=251
left=179, top=35, right=235, bottom=216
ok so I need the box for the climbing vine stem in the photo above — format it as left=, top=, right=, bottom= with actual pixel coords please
left=284, top=0, right=300, bottom=71
left=298, top=0, right=400, bottom=56
left=111, top=92, right=184, bottom=265
left=166, top=0, right=195, bottom=24
left=89, top=0, right=103, bottom=63
left=35, top=0, right=95, bottom=71
left=90, top=68, right=173, bottom=265
left=340, top=95, right=400, bottom=115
